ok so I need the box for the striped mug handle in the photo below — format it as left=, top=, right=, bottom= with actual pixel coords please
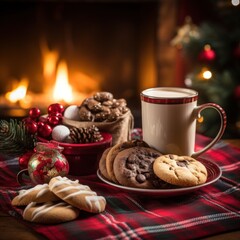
left=191, top=103, right=227, bottom=158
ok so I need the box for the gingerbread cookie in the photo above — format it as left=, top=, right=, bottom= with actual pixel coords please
left=49, top=176, right=106, bottom=213
left=105, top=140, right=149, bottom=183
left=99, top=147, right=112, bottom=181
left=153, top=154, right=208, bottom=187
left=113, top=146, right=162, bottom=188
left=23, top=201, right=79, bottom=224
left=12, top=184, right=60, bottom=206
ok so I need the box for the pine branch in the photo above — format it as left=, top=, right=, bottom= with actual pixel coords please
left=0, top=119, right=37, bottom=158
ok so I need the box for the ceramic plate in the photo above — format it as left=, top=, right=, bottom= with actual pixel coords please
left=97, top=158, right=222, bottom=197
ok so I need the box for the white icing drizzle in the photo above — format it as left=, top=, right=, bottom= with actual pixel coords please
left=23, top=201, right=73, bottom=221
left=56, top=185, right=90, bottom=194
left=49, top=176, right=90, bottom=191
left=53, top=176, right=79, bottom=185
left=49, top=176, right=106, bottom=212
left=18, top=184, right=49, bottom=200
left=85, top=196, right=106, bottom=211
left=23, top=202, right=35, bottom=219
left=63, top=190, right=96, bottom=200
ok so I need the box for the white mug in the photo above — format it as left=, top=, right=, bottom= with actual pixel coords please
left=141, top=87, right=227, bottom=157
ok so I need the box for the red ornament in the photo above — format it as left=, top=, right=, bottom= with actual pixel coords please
left=25, top=120, right=38, bottom=134
left=38, top=115, right=48, bottom=123
left=48, top=103, right=64, bottom=115
left=38, top=123, right=52, bottom=138
left=48, top=112, right=63, bottom=119
left=22, top=117, right=33, bottom=124
left=198, top=44, right=216, bottom=62
left=48, top=115, right=60, bottom=126
left=27, top=142, right=69, bottom=184
left=37, top=121, right=45, bottom=128
left=29, top=107, right=41, bottom=119
left=18, top=151, right=34, bottom=169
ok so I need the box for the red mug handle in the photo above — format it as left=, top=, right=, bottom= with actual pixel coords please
left=191, top=103, right=227, bottom=158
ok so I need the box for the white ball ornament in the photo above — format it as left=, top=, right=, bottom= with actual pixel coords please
left=64, top=105, right=81, bottom=121
left=52, top=125, right=70, bottom=142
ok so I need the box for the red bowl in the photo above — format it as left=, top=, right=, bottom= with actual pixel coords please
left=38, top=132, right=112, bottom=176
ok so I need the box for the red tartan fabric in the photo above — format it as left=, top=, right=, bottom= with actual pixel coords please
left=0, top=134, right=240, bottom=240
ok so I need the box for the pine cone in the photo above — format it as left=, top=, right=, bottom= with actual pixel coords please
left=0, top=119, right=36, bottom=157
left=69, top=125, right=103, bottom=143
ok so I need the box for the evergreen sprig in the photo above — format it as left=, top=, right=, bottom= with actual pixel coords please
left=0, top=119, right=37, bottom=158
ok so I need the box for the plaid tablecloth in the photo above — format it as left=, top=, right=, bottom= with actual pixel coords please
left=0, top=134, right=240, bottom=240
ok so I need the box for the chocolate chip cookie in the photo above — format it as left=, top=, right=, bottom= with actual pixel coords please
left=113, top=146, right=162, bottom=188
left=99, top=147, right=112, bottom=181
left=153, top=154, right=208, bottom=187
left=106, top=140, right=149, bottom=183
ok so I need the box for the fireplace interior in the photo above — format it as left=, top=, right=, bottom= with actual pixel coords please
left=0, top=1, right=166, bottom=125
left=1, top=0, right=233, bottom=138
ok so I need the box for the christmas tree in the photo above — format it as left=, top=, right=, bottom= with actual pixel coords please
left=172, top=0, right=240, bottom=138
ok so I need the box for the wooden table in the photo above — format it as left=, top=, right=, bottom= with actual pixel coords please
left=1, top=139, right=240, bottom=240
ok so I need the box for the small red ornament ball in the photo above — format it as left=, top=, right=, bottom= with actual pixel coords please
left=23, top=118, right=38, bottom=134
left=25, top=120, right=38, bottom=134
left=29, top=107, right=41, bottom=119
left=37, top=121, right=45, bottom=128
left=19, top=151, right=34, bottom=169
left=48, top=103, right=64, bottom=115
left=38, top=123, right=52, bottom=138
left=198, top=45, right=216, bottom=62
left=48, top=115, right=60, bottom=126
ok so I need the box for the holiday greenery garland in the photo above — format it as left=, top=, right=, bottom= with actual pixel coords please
left=0, top=119, right=37, bottom=157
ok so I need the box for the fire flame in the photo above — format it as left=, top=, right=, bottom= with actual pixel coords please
left=5, top=78, right=28, bottom=103
left=53, top=60, right=73, bottom=103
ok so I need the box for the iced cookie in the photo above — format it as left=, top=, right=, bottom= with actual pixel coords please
left=23, top=201, right=79, bottom=224
left=106, top=140, right=149, bottom=183
left=49, top=176, right=106, bottom=213
left=153, top=154, right=208, bottom=187
left=113, top=146, right=162, bottom=188
left=12, top=184, right=60, bottom=206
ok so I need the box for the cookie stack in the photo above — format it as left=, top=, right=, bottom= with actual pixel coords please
left=99, top=140, right=208, bottom=189
left=78, top=92, right=129, bottom=122
left=12, top=176, right=106, bottom=224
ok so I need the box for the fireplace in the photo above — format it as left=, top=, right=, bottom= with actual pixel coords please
left=0, top=0, right=181, bottom=127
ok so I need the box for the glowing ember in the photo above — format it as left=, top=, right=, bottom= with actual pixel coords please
left=53, top=60, right=73, bottom=103
left=5, top=78, right=28, bottom=103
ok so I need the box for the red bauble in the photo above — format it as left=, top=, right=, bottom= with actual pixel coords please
left=38, top=115, right=48, bottom=123
left=29, top=107, right=41, bottom=119
left=37, top=121, right=45, bottom=128
left=49, top=112, right=63, bottom=119
left=22, top=117, right=33, bottom=124
left=38, top=123, right=52, bottom=138
left=19, top=151, right=34, bottom=169
left=25, top=120, right=38, bottom=134
left=48, top=103, right=64, bottom=115
left=48, top=115, right=60, bottom=126
left=198, top=45, right=216, bottom=62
